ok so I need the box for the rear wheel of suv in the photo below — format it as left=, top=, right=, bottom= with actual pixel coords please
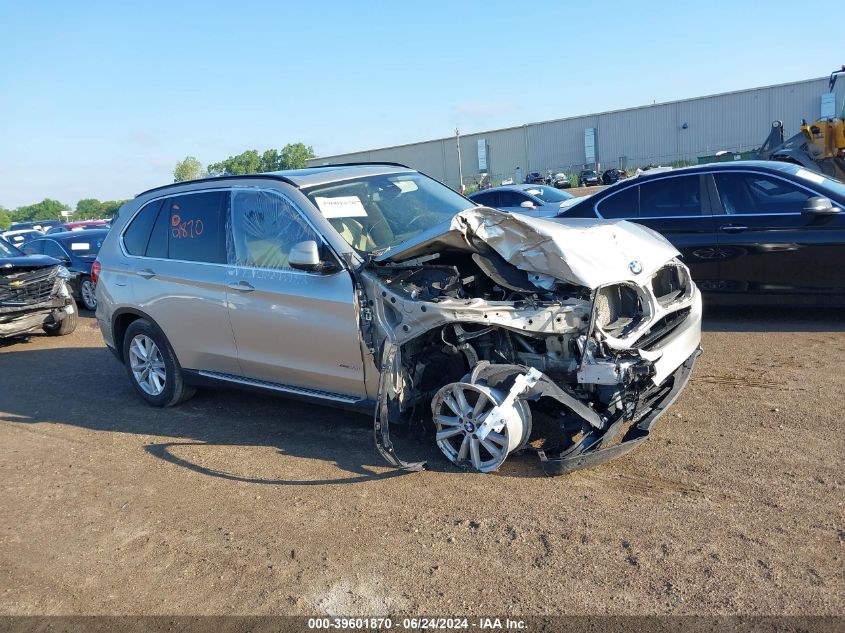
left=123, top=319, right=195, bottom=407
left=43, top=302, right=78, bottom=336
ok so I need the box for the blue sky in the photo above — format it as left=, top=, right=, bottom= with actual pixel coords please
left=0, top=0, right=836, bottom=208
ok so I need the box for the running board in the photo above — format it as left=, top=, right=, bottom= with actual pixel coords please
left=196, top=370, right=361, bottom=405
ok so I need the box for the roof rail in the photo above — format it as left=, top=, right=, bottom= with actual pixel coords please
left=303, top=161, right=412, bottom=169
left=135, top=173, right=299, bottom=198
left=135, top=162, right=413, bottom=198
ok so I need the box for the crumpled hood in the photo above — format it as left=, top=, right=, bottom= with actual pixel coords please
left=380, top=207, right=680, bottom=289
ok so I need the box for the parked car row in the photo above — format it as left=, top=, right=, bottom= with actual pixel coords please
left=0, top=237, right=78, bottom=339
left=521, top=168, right=629, bottom=189
left=468, top=184, right=575, bottom=218
left=2, top=218, right=111, bottom=245
left=19, top=229, right=108, bottom=310
left=0, top=220, right=111, bottom=313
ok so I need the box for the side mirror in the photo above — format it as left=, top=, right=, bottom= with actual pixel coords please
left=289, top=240, right=336, bottom=273
left=520, top=200, right=536, bottom=209
left=802, top=196, right=840, bottom=215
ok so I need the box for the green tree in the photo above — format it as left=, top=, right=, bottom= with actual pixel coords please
left=99, top=200, right=128, bottom=219
left=75, top=198, right=103, bottom=220
left=13, top=199, right=70, bottom=222
left=205, top=143, right=316, bottom=176
left=280, top=142, right=315, bottom=169
left=173, top=156, right=205, bottom=182
left=260, top=149, right=284, bottom=172
left=207, top=150, right=261, bottom=177
left=0, top=208, right=11, bottom=230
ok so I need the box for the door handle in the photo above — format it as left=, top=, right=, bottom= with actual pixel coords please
left=719, top=224, right=749, bottom=234
left=136, top=268, right=156, bottom=279
left=227, top=280, right=255, bottom=292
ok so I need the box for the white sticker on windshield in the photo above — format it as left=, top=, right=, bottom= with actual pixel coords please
left=795, top=168, right=825, bottom=184
left=395, top=180, right=418, bottom=193
left=526, top=189, right=542, bottom=196
left=70, top=242, right=90, bottom=251
left=314, top=196, right=368, bottom=219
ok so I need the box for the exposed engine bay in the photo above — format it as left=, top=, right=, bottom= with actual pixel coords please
left=355, top=208, right=702, bottom=475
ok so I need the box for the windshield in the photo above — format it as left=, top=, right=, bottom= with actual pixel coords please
left=522, top=186, right=574, bottom=203
left=0, top=239, right=23, bottom=258
left=304, top=172, right=474, bottom=254
left=582, top=170, right=597, bottom=177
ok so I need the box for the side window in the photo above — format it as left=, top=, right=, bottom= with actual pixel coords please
left=43, top=241, right=68, bottom=260
left=472, top=192, right=498, bottom=207
left=639, top=176, right=703, bottom=217
left=597, top=186, right=638, bottom=219
left=22, top=240, right=44, bottom=255
left=123, top=200, right=162, bottom=256
left=229, top=189, right=319, bottom=270
left=145, top=200, right=170, bottom=259
left=165, top=192, right=228, bottom=263
left=714, top=173, right=812, bottom=214
left=498, top=191, right=530, bottom=207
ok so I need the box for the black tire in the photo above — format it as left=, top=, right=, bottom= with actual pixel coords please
left=122, top=319, right=195, bottom=407
left=78, top=275, right=97, bottom=311
left=43, top=301, right=78, bottom=336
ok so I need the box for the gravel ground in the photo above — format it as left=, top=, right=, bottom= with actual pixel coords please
left=0, top=308, right=843, bottom=616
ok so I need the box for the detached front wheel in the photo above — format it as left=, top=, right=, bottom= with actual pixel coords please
left=123, top=319, right=195, bottom=407
left=431, top=381, right=532, bottom=473
left=43, top=301, right=78, bottom=336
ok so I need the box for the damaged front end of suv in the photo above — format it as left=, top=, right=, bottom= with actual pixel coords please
left=355, top=207, right=701, bottom=476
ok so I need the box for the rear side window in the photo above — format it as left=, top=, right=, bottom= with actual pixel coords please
left=498, top=191, right=531, bottom=207
left=597, top=186, right=638, bottom=219
left=164, top=192, right=229, bottom=263
left=471, top=191, right=499, bottom=207
left=43, top=241, right=68, bottom=259
left=639, top=176, right=703, bottom=217
left=123, top=200, right=162, bottom=256
left=22, top=240, right=44, bottom=255
left=714, top=173, right=812, bottom=214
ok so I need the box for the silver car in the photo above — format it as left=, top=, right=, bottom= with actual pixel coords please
left=95, top=163, right=701, bottom=475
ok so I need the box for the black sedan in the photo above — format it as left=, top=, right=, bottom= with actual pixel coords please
left=21, top=229, right=109, bottom=311
left=558, top=161, right=845, bottom=305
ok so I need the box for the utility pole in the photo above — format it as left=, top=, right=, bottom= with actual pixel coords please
left=455, top=128, right=464, bottom=194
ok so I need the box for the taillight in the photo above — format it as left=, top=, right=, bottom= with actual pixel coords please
left=91, top=260, right=101, bottom=284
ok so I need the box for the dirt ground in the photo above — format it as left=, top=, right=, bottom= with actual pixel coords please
left=0, top=308, right=843, bottom=616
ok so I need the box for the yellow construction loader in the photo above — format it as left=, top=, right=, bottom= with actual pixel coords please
left=757, top=65, right=845, bottom=181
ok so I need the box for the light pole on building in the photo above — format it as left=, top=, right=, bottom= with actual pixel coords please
left=455, top=128, right=464, bottom=193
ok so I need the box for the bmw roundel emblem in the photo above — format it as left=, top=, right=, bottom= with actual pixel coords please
left=629, top=260, right=643, bottom=275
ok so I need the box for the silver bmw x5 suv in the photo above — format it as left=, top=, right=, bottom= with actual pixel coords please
left=95, top=163, right=701, bottom=475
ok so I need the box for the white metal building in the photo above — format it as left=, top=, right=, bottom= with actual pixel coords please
left=306, top=76, right=845, bottom=189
